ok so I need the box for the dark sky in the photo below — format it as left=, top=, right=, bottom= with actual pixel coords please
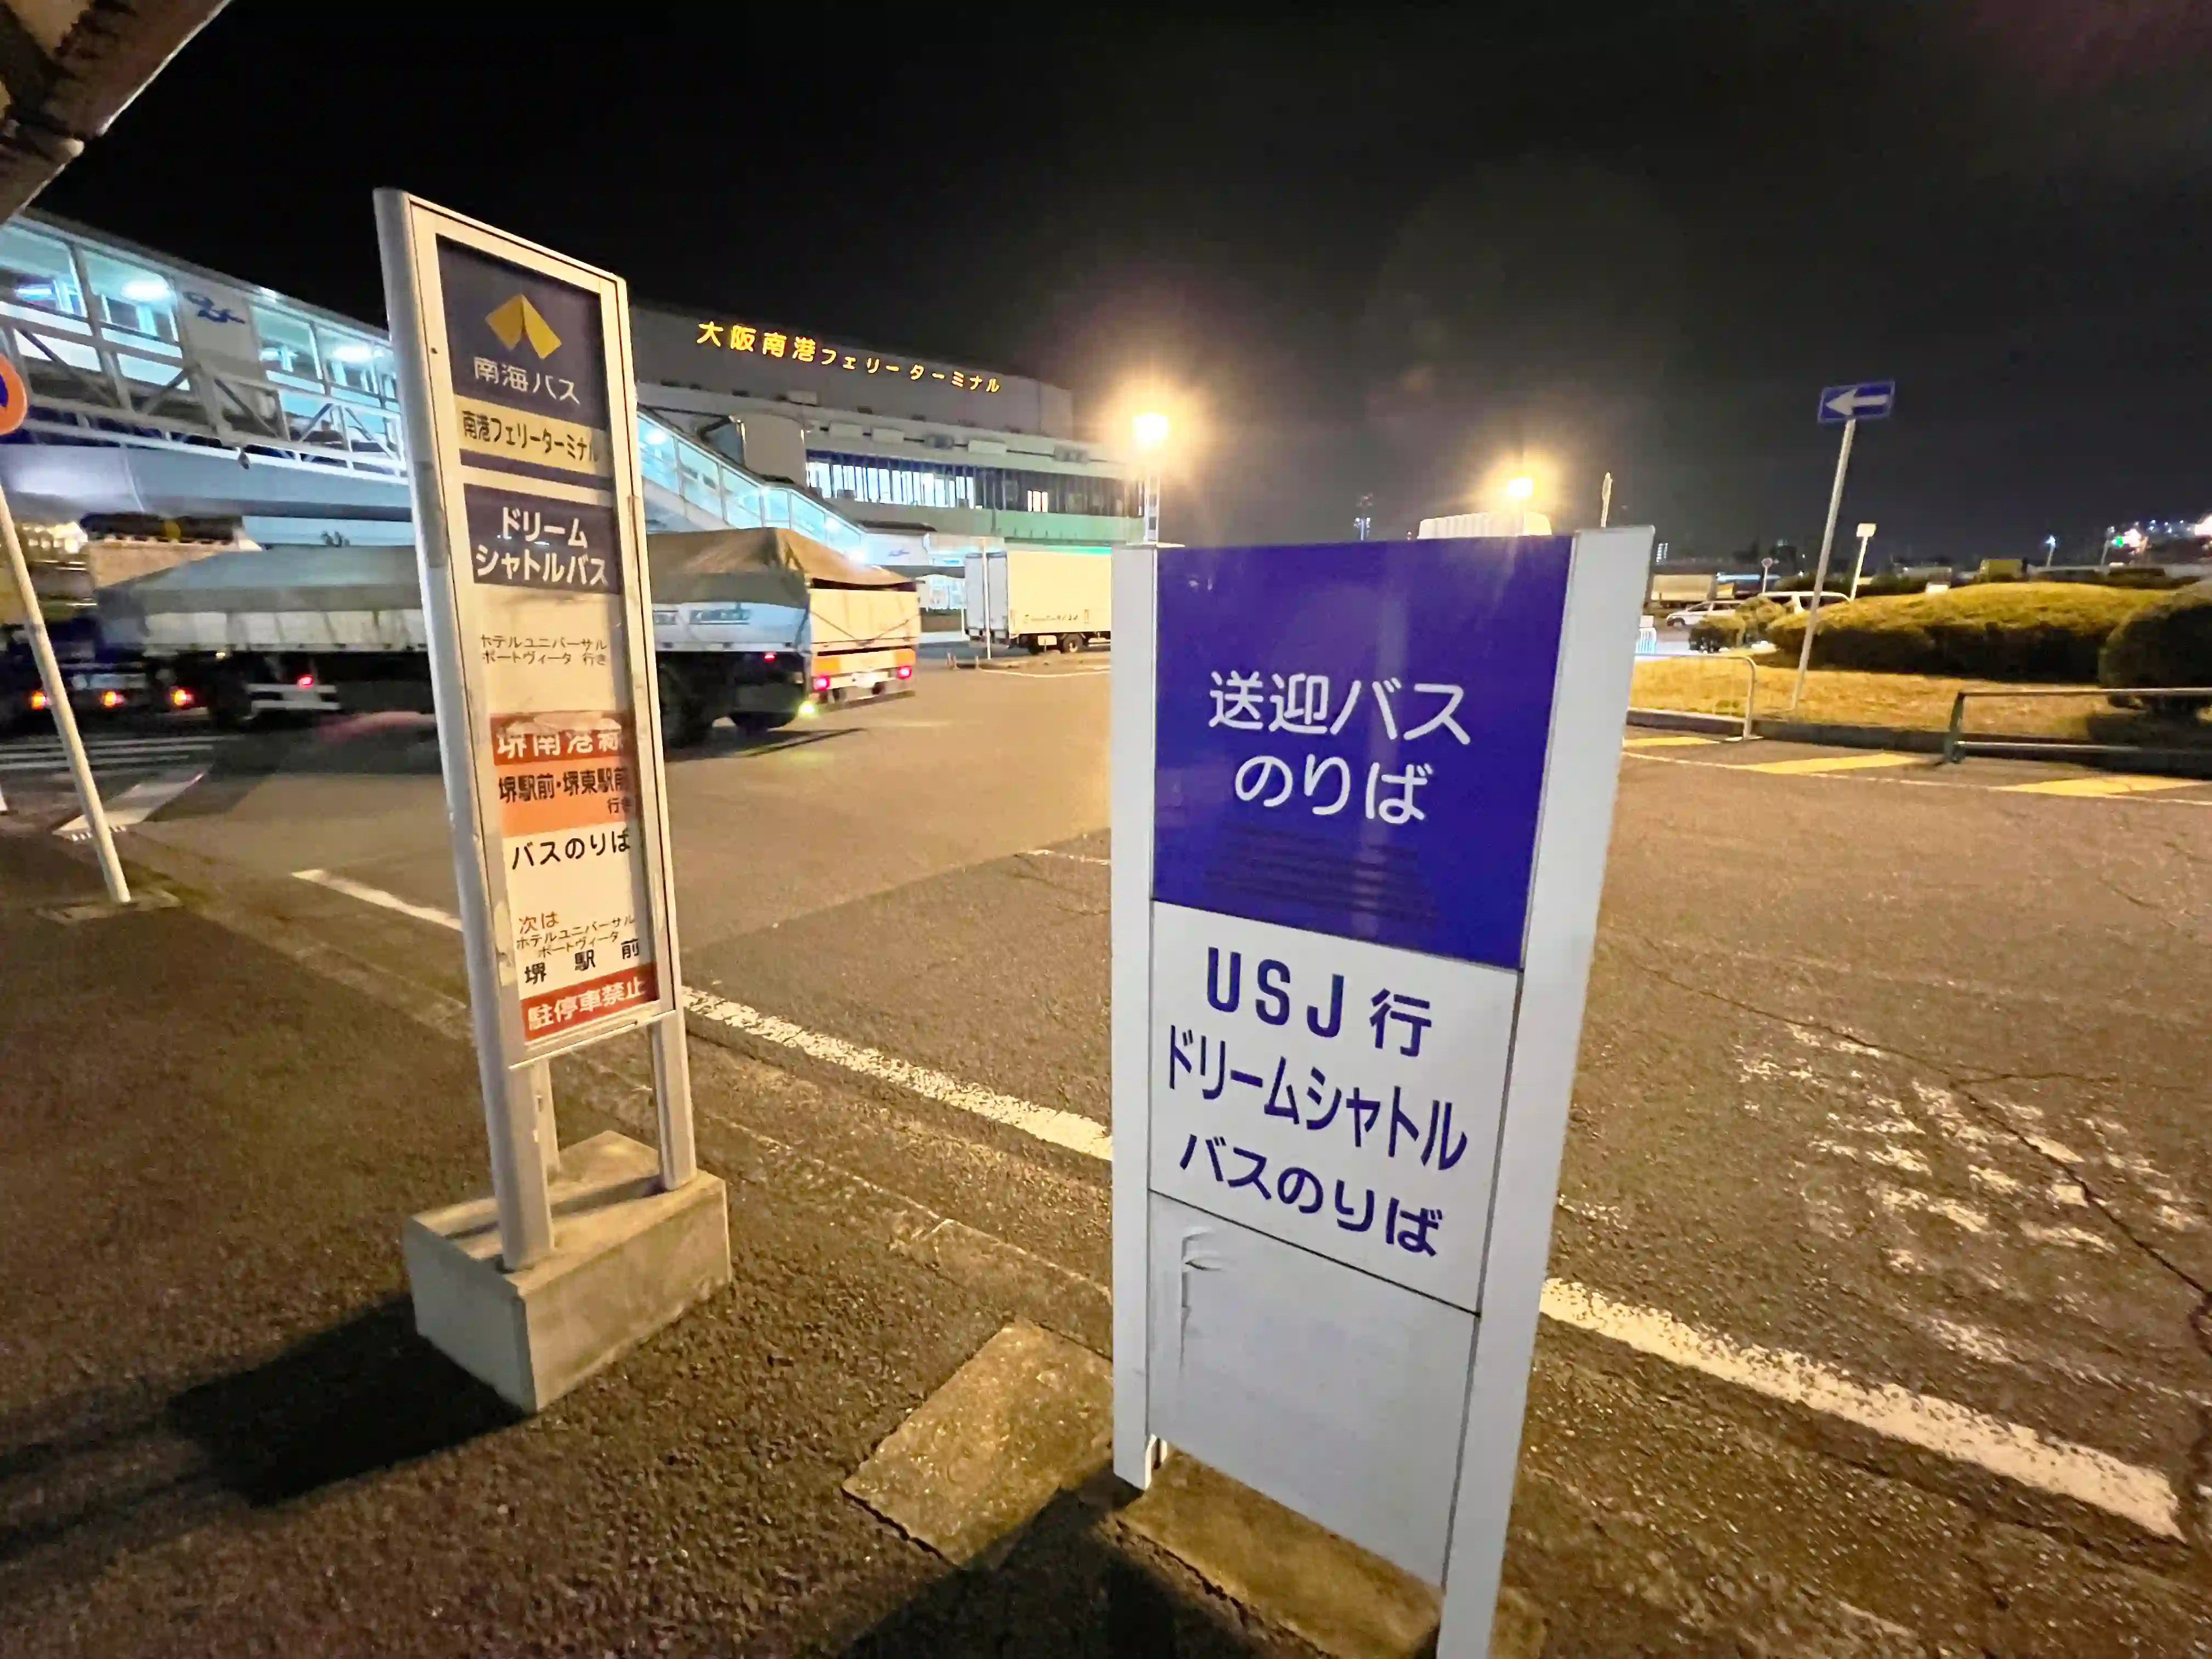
left=40, top=2, right=2212, bottom=560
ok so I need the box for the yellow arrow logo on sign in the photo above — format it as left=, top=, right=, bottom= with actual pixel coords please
left=486, top=294, right=562, bottom=359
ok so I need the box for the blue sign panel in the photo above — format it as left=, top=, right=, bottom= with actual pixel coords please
left=1152, top=538, right=1572, bottom=970
left=1817, top=380, right=1896, bottom=424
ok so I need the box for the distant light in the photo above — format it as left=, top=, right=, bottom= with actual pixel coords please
left=169, top=686, right=195, bottom=708
left=98, top=689, right=123, bottom=708
left=644, top=427, right=669, bottom=445
left=295, top=672, right=315, bottom=687
left=2194, top=516, right=2212, bottom=539
left=119, top=277, right=170, bottom=303
left=28, top=689, right=47, bottom=710
left=799, top=699, right=819, bottom=717
left=1131, top=410, right=1170, bottom=450
left=329, top=341, right=374, bottom=364
left=1505, top=475, right=1535, bottom=501
left=762, top=650, right=776, bottom=662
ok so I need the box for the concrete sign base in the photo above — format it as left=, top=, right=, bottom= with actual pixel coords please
left=402, top=1131, right=730, bottom=1412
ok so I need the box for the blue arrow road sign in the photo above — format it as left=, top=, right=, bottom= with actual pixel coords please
left=1818, top=380, right=1895, bottom=424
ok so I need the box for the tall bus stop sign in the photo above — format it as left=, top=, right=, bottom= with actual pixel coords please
left=376, top=193, right=727, bottom=1413
left=1110, top=529, right=1650, bottom=1652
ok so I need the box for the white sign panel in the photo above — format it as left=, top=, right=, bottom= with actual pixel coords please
left=173, top=277, right=263, bottom=383
left=1111, top=527, right=1650, bottom=1656
left=1147, top=902, right=1514, bottom=1306
left=379, top=196, right=679, bottom=1062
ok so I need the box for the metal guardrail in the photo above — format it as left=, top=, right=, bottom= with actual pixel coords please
left=1940, top=685, right=2212, bottom=763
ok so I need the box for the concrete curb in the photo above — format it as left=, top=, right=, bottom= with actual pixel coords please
left=1626, top=707, right=2212, bottom=777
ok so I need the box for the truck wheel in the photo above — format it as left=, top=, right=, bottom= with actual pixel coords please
left=1025, top=639, right=1045, bottom=655
left=657, top=667, right=708, bottom=748
left=1060, top=634, right=1085, bottom=653
left=209, top=668, right=256, bottom=731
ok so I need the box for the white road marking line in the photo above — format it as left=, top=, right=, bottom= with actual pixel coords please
left=295, top=864, right=2186, bottom=1538
left=1027, top=847, right=1110, bottom=865
left=55, top=769, right=206, bottom=839
left=293, top=868, right=464, bottom=931
left=682, top=986, right=1111, bottom=1161
left=1621, top=733, right=1719, bottom=748
left=1539, top=1279, right=2179, bottom=1538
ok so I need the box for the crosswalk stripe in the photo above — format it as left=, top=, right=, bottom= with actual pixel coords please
left=2002, top=774, right=2202, bottom=798
left=1739, top=751, right=1924, bottom=775
left=0, top=747, right=214, bottom=774
left=1622, top=734, right=1719, bottom=749
left=2, top=737, right=216, bottom=753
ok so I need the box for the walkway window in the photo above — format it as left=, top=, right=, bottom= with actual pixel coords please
left=0, top=223, right=83, bottom=318
left=318, top=327, right=388, bottom=399
left=81, top=253, right=178, bottom=343
left=257, top=307, right=322, bottom=383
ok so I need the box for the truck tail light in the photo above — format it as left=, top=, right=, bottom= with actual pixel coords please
left=812, top=675, right=831, bottom=692
left=170, top=686, right=195, bottom=708
left=99, top=689, right=123, bottom=708
left=27, top=689, right=46, bottom=710
left=295, top=672, right=315, bottom=688
left=895, top=664, right=912, bottom=680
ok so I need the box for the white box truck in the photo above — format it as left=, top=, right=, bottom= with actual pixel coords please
left=963, top=548, right=1112, bottom=653
left=93, top=527, right=919, bottom=747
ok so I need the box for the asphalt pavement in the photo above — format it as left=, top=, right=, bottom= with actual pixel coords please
left=5, top=652, right=2212, bottom=1654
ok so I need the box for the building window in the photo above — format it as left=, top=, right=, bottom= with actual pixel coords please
left=1025, top=488, right=1050, bottom=513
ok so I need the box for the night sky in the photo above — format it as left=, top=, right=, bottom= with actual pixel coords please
left=40, top=2, right=2212, bottom=562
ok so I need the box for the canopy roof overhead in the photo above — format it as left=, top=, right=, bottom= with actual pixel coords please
left=647, top=527, right=915, bottom=602
left=0, top=1, right=229, bottom=221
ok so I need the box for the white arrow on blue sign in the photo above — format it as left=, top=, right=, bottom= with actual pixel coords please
left=1818, top=380, right=1895, bottom=424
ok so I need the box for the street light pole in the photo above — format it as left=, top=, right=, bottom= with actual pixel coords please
left=1131, top=410, right=1170, bottom=545
left=0, top=478, right=128, bottom=901
left=1790, top=415, right=1858, bottom=714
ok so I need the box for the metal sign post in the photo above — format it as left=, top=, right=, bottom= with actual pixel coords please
left=377, top=192, right=726, bottom=1413
left=1849, top=521, right=1877, bottom=600
left=0, top=353, right=128, bottom=900
left=1795, top=382, right=1894, bottom=711
left=1111, top=528, right=1651, bottom=1654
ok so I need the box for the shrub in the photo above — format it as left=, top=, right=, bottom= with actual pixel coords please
left=1855, top=573, right=1929, bottom=597
left=2098, top=580, right=2212, bottom=712
left=1764, top=582, right=2164, bottom=680
left=2101, top=565, right=2188, bottom=589
left=1689, top=611, right=1748, bottom=652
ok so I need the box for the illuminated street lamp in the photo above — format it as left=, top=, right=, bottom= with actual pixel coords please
left=1132, top=410, right=1170, bottom=544
left=1504, top=474, right=1535, bottom=501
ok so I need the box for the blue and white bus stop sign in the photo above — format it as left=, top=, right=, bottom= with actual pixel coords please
left=1111, top=529, right=1650, bottom=1655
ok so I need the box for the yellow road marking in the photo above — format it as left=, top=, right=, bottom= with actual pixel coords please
left=2002, top=774, right=2202, bottom=798
left=1740, top=751, right=1925, bottom=775
left=1623, top=734, right=1719, bottom=748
